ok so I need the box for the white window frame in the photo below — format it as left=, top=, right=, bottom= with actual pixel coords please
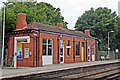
left=42, top=39, right=53, bottom=56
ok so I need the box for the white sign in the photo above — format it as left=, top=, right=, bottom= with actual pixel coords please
left=24, top=48, right=29, bottom=58
left=66, top=46, right=71, bottom=48
left=115, top=49, right=119, bottom=53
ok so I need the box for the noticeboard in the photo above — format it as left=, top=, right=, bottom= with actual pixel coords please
left=24, top=48, right=29, bottom=58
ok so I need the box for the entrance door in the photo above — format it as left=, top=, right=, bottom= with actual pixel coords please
left=87, top=43, right=90, bottom=61
left=82, top=42, right=84, bottom=61
left=42, top=39, right=53, bottom=65
left=14, top=36, right=30, bottom=68
left=59, top=40, right=64, bottom=63
left=92, top=44, right=95, bottom=61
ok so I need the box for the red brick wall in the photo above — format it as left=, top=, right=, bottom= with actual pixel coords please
left=8, top=32, right=37, bottom=67
left=7, top=32, right=98, bottom=67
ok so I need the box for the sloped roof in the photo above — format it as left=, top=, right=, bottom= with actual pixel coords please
left=15, top=22, right=96, bottom=39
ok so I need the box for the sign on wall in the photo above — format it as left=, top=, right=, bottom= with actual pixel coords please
left=24, top=48, right=29, bottom=58
left=17, top=48, right=22, bottom=60
left=17, top=42, right=22, bottom=60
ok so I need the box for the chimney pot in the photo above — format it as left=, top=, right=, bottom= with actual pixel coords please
left=16, top=13, right=27, bottom=30
left=56, top=23, right=64, bottom=28
left=84, top=30, right=90, bottom=36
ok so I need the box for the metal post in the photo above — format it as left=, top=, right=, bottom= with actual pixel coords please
left=1, top=3, right=13, bottom=69
left=107, top=31, right=114, bottom=60
left=1, top=6, right=5, bottom=69
left=107, top=32, right=110, bottom=59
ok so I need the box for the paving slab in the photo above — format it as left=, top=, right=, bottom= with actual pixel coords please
left=0, top=60, right=119, bottom=79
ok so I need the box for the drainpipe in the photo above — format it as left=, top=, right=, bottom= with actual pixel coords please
left=33, top=37, right=34, bottom=67
left=37, top=30, right=40, bottom=66
left=58, top=36, right=60, bottom=64
left=73, top=37, right=75, bottom=63
left=34, top=30, right=39, bottom=67
left=36, top=35, right=37, bottom=67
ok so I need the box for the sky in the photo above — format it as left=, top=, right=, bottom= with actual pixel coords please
left=0, top=0, right=120, bottom=29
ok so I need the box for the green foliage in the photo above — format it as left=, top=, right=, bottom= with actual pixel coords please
left=114, top=17, right=120, bottom=50
left=3, top=2, right=67, bottom=32
left=75, top=7, right=118, bottom=51
left=1, top=2, right=68, bottom=49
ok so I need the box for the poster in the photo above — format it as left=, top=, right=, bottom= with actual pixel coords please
left=24, top=48, right=29, bottom=58
left=17, top=48, right=22, bottom=60
left=17, top=42, right=22, bottom=60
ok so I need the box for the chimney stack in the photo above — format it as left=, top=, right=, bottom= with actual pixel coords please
left=56, top=23, right=64, bottom=28
left=16, top=13, right=27, bottom=30
left=84, top=30, right=90, bottom=36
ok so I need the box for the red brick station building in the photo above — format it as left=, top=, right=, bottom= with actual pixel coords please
left=7, top=13, right=98, bottom=67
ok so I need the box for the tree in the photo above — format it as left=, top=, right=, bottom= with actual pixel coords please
left=75, top=7, right=118, bottom=51
left=1, top=2, right=68, bottom=48
left=114, top=17, right=120, bottom=50
left=3, top=2, right=67, bottom=32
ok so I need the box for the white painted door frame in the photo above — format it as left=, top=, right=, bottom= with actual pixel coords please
left=42, top=39, right=53, bottom=65
left=14, top=36, right=30, bottom=68
left=92, top=44, right=95, bottom=61
left=59, top=40, right=64, bottom=64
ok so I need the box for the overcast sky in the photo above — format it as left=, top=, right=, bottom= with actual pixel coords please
left=0, top=0, right=120, bottom=29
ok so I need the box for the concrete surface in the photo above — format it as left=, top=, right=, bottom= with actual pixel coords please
left=0, top=60, right=119, bottom=79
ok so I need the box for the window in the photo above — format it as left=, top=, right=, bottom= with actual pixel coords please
left=42, top=38, right=53, bottom=56
left=60, top=40, right=64, bottom=47
left=82, top=42, right=84, bottom=47
left=92, top=44, right=94, bottom=55
left=75, top=42, right=80, bottom=56
left=87, top=43, right=90, bottom=55
left=67, top=40, right=70, bottom=56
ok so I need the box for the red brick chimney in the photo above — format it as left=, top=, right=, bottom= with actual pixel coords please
left=16, top=13, right=27, bottom=30
left=56, top=23, right=64, bottom=28
left=84, top=30, right=90, bottom=36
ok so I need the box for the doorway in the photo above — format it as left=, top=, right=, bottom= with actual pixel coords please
left=59, top=40, right=64, bottom=64
left=14, top=36, right=30, bottom=68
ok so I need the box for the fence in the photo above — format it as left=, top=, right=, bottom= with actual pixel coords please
left=98, top=51, right=120, bottom=60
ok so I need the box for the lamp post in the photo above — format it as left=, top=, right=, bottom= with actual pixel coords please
left=107, top=31, right=114, bottom=60
left=1, top=3, right=13, bottom=69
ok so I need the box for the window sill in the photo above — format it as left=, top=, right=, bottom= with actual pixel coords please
left=75, top=55, right=80, bottom=57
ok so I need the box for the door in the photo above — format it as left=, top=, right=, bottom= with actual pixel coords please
left=14, top=36, right=30, bottom=68
left=59, top=40, right=64, bottom=63
left=87, top=43, right=90, bottom=61
left=42, top=39, right=53, bottom=65
left=82, top=42, right=84, bottom=61
left=92, top=44, right=95, bottom=61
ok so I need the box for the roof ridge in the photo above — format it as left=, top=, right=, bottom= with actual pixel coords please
left=24, top=22, right=96, bottom=39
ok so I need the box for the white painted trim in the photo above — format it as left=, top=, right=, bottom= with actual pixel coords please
left=14, top=36, right=30, bottom=68
left=16, top=36, right=30, bottom=40
left=42, top=39, right=53, bottom=65
left=14, top=37, right=17, bottom=68
left=60, top=40, right=64, bottom=64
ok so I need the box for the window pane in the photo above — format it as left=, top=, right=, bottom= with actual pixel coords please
left=60, top=40, right=64, bottom=46
left=67, top=48, right=70, bottom=56
left=60, top=57, right=63, bottom=62
left=92, top=44, right=94, bottom=55
left=43, top=39, right=47, bottom=44
left=48, top=45, right=52, bottom=55
left=67, top=40, right=70, bottom=56
left=82, top=42, right=84, bottom=47
left=42, top=45, right=46, bottom=55
left=48, top=39, right=52, bottom=44
left=87, top=43, right=90, bottom=55
left=60, top=48, right=63, bottom=55
left=75, top=42, right=80, bottom=56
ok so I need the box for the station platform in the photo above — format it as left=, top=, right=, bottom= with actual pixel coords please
left=0, top=60, right=119, bottom=79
